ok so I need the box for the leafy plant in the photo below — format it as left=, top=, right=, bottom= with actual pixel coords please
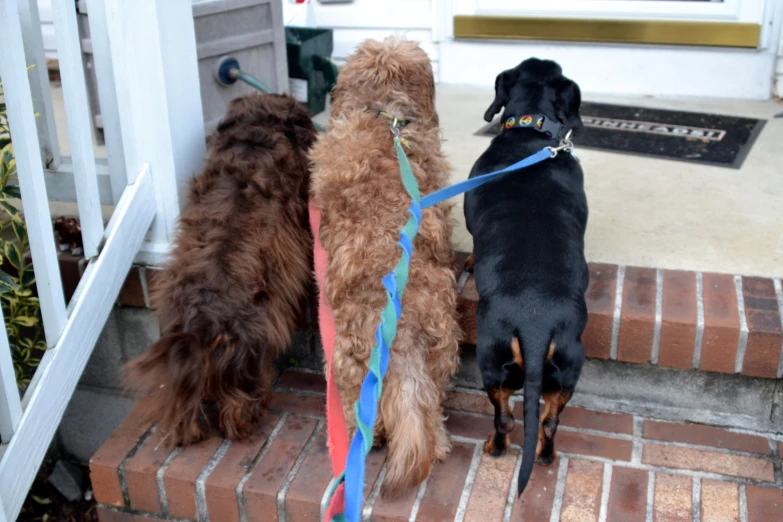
left=0, top=73, right=46, bottom=391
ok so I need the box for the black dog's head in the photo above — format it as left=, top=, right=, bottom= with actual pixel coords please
left=484, top=58, right=583, bottom=136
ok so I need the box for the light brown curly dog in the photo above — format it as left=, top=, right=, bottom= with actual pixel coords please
left=125, top=94, right=316, bottom=446
left=310, top=37, right=461, bottom=496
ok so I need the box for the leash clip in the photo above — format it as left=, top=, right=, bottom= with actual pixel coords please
left=546, top=129, right=574, bottom=158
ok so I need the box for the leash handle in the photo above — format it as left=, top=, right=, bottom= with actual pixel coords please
left=419, top=148, right=554, bottom=209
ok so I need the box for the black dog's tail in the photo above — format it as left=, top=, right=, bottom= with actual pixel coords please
left=517, top=331, right=551, bottom=497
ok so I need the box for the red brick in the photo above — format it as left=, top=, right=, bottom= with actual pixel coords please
left=701, top=479, right=739, bottom=522
left=444, top=389, right=495, bottom=416
left=163, top=436, right=223, bottom=519
left=607, top=467, right=647, bottom=522
left=659, top=270, right=697, bottom=369
left=445, top=412, right=523, bottom=447
left=205, top=413, right=282, bottom=522
left=559, top=407, right=634, bottom=435
left=643, top=420, right=771, bottom=454
left=458, top=275, right=479, bottom=345
left=700, top=273, right=740, bottom=374
left=465, top=449, right=518, bottom=522
left=417, top=442, right=475, bottom=522
left=277, top=371, right=326, bottom=394
left=556, top=430, right=633, bottom=461
left=90, top=398, right=156, bottom=507
left=642, top=443, right=774, bottom=481
left=560, top=459, right=604, bottom=522
left=118, top=267, right=146, bottom=307
left=512, top=456, right=561, bottom=522
left=145, top=268, right=162, bottom=296
left=617, top=266, right=657, bottom=364
left=59, top=252, right=83, bottom=302
left=746, top=485, right=783, bottom=522
left=583, top=263, right=618, bottom=359
left=654, top=473, right=691, bottom=522
left=243, top=416, right=319, bottom=522
left=269, top=392, right=325, bottom=417
left=373, top=481, right=420, bottom=521
left=124, top=429, right=173, bottom=513
left=286, top=430, right=333, bottom=522
left=741, top=277, right=783, bottom=378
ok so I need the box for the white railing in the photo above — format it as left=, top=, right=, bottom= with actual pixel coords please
left=0, top=0, right=206, bottom=520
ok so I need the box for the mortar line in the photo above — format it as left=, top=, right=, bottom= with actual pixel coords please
left=771, top=439, right=783, bottom=485
left=156, top=446, right=182, bottom=518
left=692, top=476, right=701, bottom=522
left=610, top=266, right=626, bottom=360
left=652, top=269, right=663, bottom=365
left=693, top=272, right=705, bottom=369
left=237, top=413, right=288, bottom=522
left=457, top=270, right=470, bottom=294
left=598, top=463, right=613, bottom=522
left=774, top=279, right=783, bottom=379
left=645, top=471, right=656, bottom=522
left=362, top=462, right=387, bottom=521
left=408, top=473, right=430, bottom=522
left=195, top=440, right=230, bottom=522
left=454, top=443, right=483, bottom=522
left=632, top=416, right=644, bottom=464
left=739, top=483, right=749, bottom=522
left=118, top=425, right=155, bottom=507
left=278, top=420, right=324, bottom=522
left=139, top=266, right=151, bottom=308
left=502, top=451, right=524, bottom=522
left=273, top=388, right=327, bottom=398
left=549, top=457, right=569, bottom=522
left=734, top=275, right=749, bottom=374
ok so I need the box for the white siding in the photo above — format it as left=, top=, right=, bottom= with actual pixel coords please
left=37, top=0, right=57, bottom=59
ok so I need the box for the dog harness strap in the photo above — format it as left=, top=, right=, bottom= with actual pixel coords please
left=331, top=134, right=422, bottom=522
left=419, top=148, right=554, bottom=209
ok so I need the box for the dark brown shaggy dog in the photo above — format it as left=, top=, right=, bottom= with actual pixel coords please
left=125, top=94, right=316, bottom=446
left=311, top=37, right=460, bottom=496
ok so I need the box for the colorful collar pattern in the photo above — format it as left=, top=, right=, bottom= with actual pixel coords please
left=501, top=114, right=570, bottom=142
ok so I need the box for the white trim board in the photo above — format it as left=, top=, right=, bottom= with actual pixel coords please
left=438, top=40, right=777, bottom=99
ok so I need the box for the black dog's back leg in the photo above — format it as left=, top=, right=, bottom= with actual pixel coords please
left=478, top=334, right=523, bottom=456
left=537, top=340, right=584, bottom=465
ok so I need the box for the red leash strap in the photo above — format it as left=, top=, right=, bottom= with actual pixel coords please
left=309, top=198, right=348, bottom=519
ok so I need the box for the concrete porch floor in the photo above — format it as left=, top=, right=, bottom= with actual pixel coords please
left=433, top=85, right=783, bottom=279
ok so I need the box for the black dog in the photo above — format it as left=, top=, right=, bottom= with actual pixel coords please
left=463, top=58, right=589, bottom=497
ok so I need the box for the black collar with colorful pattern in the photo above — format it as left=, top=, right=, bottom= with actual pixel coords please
left=500, top=114, right=571, bottom=142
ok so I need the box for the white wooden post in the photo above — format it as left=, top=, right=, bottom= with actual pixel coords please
left=105, top=0, right=206, bottom=266
left=17, top=0, right=61, bottom=169
left=51, top=0, right=104, bottom=258
left=83, top=0, right=128, bottom=205
left=0, top=0, right=68, bottom=347
left=0, top=308, right=22, bottom=443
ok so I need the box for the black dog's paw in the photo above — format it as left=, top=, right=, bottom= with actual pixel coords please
left=484, top=434, right=509, bottom=456
left=536, top=452, right=555, bottom=466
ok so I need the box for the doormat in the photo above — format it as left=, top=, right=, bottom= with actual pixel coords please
left=475, top=102, right=766, bottom=169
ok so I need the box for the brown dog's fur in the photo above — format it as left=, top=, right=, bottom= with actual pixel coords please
left=311, top=38, right=460, bottom=496
left=125, top=94, right=316, bottom=446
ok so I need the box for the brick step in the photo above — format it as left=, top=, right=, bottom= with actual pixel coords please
left=91, top=370, right=783, bottom=522
left=453, top=253, right=783, bottom=379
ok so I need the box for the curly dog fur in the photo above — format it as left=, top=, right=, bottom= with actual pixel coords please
left=311, top=37, right=461, bottom=496
left=125, top=94, right=316, bottom=446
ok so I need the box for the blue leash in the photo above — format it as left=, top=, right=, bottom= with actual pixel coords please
left=420, top=147, right=558, bottom=209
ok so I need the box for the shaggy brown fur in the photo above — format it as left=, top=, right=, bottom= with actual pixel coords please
left=311, top=37, right=461, bottom=496
left=125, top=94, right=316, bottom=446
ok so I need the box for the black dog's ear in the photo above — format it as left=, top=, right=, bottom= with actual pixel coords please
left=484, top=71, right=510, bottom=122
left=554, top=78, right=584, bottom=136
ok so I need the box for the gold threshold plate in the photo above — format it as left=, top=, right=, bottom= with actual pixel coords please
left=453, top=16, right=760, bottom=48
